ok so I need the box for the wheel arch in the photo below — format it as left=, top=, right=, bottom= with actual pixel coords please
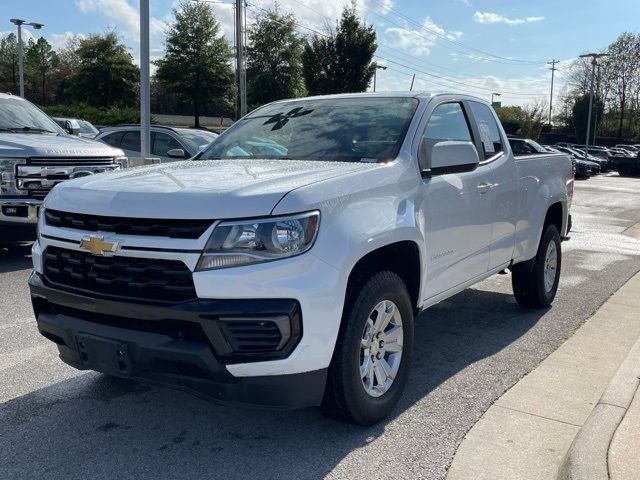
left=346, top=240, right=422, bottom=314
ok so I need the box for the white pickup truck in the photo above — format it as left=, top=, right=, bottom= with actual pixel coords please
left=30, top=93, right=573, bottom=425
left=0, top=93, right=125, bottom=241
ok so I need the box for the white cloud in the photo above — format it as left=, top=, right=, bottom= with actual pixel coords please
left=385, top=17, right=463, bottom=56
left=473, top=11, right=544, bottom=26
left=74, top=0, right=166, bottom=62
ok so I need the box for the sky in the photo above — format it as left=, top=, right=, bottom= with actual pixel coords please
left=2, top=0, right=639, bottom=108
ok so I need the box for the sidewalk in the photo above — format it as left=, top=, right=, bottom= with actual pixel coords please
left=446, top=271, right=640, bottom=480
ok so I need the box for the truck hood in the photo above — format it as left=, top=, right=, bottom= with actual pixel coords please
left=44, top=159, right=376, bottom=219
left=0, top=133, right=121, bottom=157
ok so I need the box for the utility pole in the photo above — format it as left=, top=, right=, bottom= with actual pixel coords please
left=235, top=0, right=246, bottom=118
left=9, top=18, right=44, bottom=98
left=547, top=59, right=559, bottom=126
left=409, top=74, right=416, bottom=91
left=593, top=64, right=601, bottom=145
left=579, top=53, right=608, bottom=158
left=140, top=0, right=151, bottom=159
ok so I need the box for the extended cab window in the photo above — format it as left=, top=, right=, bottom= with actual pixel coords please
left=468, top=102, right=503, bottom=160
left=421, top=102, right=473, bottom=157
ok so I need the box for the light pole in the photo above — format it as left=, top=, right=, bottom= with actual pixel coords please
left=373, top=65, right=387, bottom=92
left=10, top=18, right=44, bottom=98
left=140, top=0, right=151, bottom=159
left=491, top=92, right=501, bottom=105
left=579, top=53, right=608, bottom=158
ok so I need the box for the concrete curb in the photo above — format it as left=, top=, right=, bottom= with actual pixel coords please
left=557, top=337, right=640, bottom=480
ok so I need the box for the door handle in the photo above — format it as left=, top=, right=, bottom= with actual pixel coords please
left=477, top=182, right=494, bottom=194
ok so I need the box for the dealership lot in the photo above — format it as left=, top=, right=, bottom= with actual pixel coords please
left=1, top=174, right=639, bottom=480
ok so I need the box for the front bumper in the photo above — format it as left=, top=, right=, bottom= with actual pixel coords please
left=0, top=197, right=41, bottom=225
left=29, top=272, right=327, bottom=409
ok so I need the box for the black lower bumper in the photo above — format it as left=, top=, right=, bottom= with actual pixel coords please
left=29, top=272, right=326, bottom=409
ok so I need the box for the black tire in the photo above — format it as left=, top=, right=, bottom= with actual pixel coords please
left=320, top=271, right=414, bottom=425
left=618, top=164, right=631, bottom=177
left=512, top=224, right=562, bottom=309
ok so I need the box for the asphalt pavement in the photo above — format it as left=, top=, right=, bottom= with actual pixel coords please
left=1, top=174, right=639, bottom=480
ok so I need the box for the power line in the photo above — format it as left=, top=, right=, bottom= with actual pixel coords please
left=366, top=0, right=547, bottom=65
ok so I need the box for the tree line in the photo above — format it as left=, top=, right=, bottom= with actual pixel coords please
left=556, top=32, right=640, bottom=142
left=0, top=1, right=378, bottom=126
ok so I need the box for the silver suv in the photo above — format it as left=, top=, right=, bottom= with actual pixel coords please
left=0, top=93, right=124, bottom=241
left=96, top=125, right=218, bottom=165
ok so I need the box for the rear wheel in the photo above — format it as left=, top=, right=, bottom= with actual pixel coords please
left=512, top=224, right=561, bottom=308
left=618, top=164, right=631, bottom=177
left=321, top=271, right=414, bottom=425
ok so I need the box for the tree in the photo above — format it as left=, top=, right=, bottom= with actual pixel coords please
left=0, top=33, right=19, bottom=94
left=24, top=37, right=59, bottom=105
left=572, top=94, right=604, bottom=143
left=155, top=1, right=235, bottom=126
left=302, top=4, right=377, bottom=95
left=69, top=31, right=139, bottom=108
left=50, top=35, right=82, bottom=104
left=247, top=8, right=305, bottom=108
left=603, top=33, right=640, bottom=137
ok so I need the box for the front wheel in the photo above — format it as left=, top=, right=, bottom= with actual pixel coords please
left=320, top=271, right=414, bottom=425
left=512, top=224, right=562, bottom=308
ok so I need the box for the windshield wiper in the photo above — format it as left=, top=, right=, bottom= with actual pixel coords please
left=4, top=126, right=58, bottom=134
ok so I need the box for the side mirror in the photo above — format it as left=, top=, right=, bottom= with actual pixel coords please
left=419, top=140, right=479, bottom=176
left=66, top=120, right=81, bottom=136
left=166, top=148, right=186, bottom=158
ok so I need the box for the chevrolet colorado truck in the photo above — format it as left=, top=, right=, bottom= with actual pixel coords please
left=30, top=93, right=573, bottom=425
left=0, top=93, right=125, bottom=241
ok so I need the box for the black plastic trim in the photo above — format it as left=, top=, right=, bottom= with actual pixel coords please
left=29, top=272, right=302, bottom=364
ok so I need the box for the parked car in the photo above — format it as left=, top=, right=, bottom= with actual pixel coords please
left=546, top=146, right=591, bottom=179
left=30, top=93, right=573, bottom=425
left=614, top=144, right=638, bottom=155
left=96, top=125, right=218, bottom=165
left=554, top=146, right=601, bottom=174
left=508, top=137, right=548, bottom=155
left=53, top=117, right=100, bottom=139
left=0, top=93, right=124, bottom=241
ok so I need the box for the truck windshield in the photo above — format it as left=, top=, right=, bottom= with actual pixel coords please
left=200, top=97, right=419, bottom=163
left=0, top=97, right=64, bottom=134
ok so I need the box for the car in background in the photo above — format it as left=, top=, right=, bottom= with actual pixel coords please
left=52, top=117, right=100, bottom=139
left=507, top=138, right=550, bottom=156
left=0, top=93, right=124, bottom=241
left=614, top=144, right=639, bottom=155
left=96, top=125, right=218, bottom=165
left=546, top=146, right=591, bottom=179
left=566, top=147, right=606, bottom=173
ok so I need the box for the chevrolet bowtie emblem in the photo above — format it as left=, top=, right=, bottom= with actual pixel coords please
left=79, top=235, right=119, bottom=256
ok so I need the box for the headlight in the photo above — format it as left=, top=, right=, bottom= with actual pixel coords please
left=115, top=156, right=128, bottom=169
left=0, top=158, right=27, bottom=196
left=196, top=211, right=320, bottom=271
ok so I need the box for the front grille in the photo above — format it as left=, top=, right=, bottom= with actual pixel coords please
left=43, top=246, right=196, bottom=303
left=45, top=209, right=212, bottom=239
left=219, top=320, right=283, bottom=353
left=17, top=158, right=120, bottom=197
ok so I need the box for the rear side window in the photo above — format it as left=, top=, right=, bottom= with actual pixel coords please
left=120, top=131, right=141, bottom=152
left=469, top=102, right=504, bottom=160
left=153, top=132, right=185, bottom=157
left=101, top=132, right=124, bottom=148
left=421, top=102, right=473, bottom=154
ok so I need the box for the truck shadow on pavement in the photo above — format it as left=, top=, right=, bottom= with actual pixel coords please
left=0, top=287, right=546, bottom=480
left=0, top=242, right=33, bottom=274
